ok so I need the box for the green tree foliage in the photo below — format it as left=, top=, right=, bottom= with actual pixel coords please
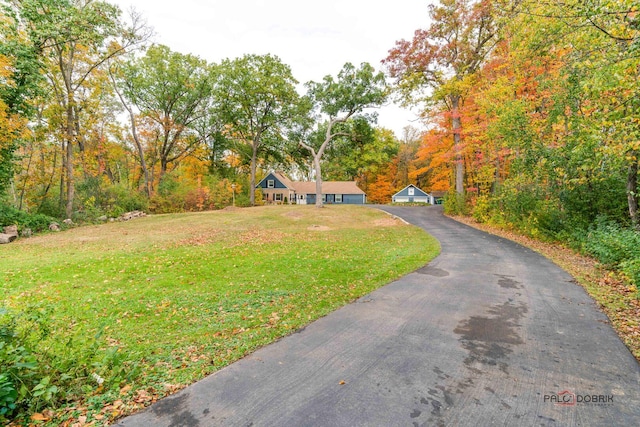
left=213, top=54, right=300, bottom=206
left=385, top=0, right=500, bottom=194
left=121, top=44, right=213, bottom=183
left=6, top=0, right=147, bottom=218
left=297, top=62, right=387, bottom=207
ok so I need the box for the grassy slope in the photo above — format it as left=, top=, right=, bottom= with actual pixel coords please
left=1, top=205, right=439, bottom=424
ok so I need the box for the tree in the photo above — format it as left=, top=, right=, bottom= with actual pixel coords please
left=297, top=62, right=387, bottom=207
left=108, top=64, right=151, bottom=197
left=120, top=44, right=212, bottom=190
left=0, top=55, right=29, bottom=198
left=6, top=0, right=149, bottom=217
left=385, top=0, right=500, bottom=194
left=214, top=54, right=300, bottom=206
left=0, top=3, right=46, bottom=200
left=506, top=0, right=640, bottom=227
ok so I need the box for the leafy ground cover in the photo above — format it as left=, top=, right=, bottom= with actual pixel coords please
left=0, top=205, right=439, bottom=425
left=450, top=215, right=640, bottom=363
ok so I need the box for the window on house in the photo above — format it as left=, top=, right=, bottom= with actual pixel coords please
left=275, top=193, right=283, bottom=202
left=322, top=194, right=326, bottom=202
left=267, top=179, right=275, bottom=188
left=408, top=187, right=415, bottom=196
left=335, top=194, right=343, bottom=203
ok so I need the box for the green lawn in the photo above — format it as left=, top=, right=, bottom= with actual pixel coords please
left=0, top=205, right=439, bottom=425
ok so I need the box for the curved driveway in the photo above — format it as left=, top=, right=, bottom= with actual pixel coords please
left=117, top=206, right=640, bottom=426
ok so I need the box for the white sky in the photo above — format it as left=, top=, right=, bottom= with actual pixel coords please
left=109, top=0, right=431, bottom=138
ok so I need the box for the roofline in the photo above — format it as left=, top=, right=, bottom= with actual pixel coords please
left=393, top=184, right=430, bottom=197
left=255, top=171, right=295, bottom=190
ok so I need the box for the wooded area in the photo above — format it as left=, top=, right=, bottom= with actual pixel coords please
left=1, top=0, right=639, bottom=423
left=0, top=0, right=638, bottom=247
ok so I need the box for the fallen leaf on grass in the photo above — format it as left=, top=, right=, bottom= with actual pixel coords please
left=31, top=412, right=50, bottom=421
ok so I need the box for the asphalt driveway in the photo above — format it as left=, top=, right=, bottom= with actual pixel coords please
left=116, top=206, right=640, bottom=426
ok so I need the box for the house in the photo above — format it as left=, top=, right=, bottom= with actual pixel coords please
left=293, top=181, right=366, bottom=205
left=256, top=172, right=297, bottom=204
left=256, top=172, right=367, bottom=205
left=392, top=184, right=432, bottom=204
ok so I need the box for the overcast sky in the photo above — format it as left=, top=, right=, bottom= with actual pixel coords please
left=109, top=0, right=431, bottom=138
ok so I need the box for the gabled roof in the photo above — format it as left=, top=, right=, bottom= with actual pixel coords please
left=293, top=181, right=365, bottom=195
left=256, top=171, right=296, bottom=190
left=392, top=184, right=430, bottom=198
left=273, top=172, right=296, bottom=189
left=256, top=172, right=365, bottom=195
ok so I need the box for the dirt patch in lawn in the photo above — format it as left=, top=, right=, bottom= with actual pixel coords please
left=282, top=211, right=304, bottom=220
left=234, top=228, right=288, bottom=245
left=373, top=217, right=401, bottom=227
left=176, top=230, right=223, bottom=247
left=307, top=225, right=331, bottom=231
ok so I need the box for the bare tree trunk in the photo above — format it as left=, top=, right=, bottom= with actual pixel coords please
left=451, top=95, right=464, bottom=195
left=110, top=71, right=152, bottom=196
left=59, top=141, right=65, bottom=213
left=250, top=142, right=259, bottom=206
left=18, top=141, right=34, bottom=210
left=65, top=101, right=75, bottom=219
left=628, top=154, right=639, bottom=229
left=314, top=155, right=323, bottom=208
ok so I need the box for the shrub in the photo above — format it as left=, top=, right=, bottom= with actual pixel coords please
left=582, top=219, right=640, bottom=291
left=443, top=191, right=468, bottom=215
left=149, top=174, right=189, bottom=213
left=0, top=373, right=17, bottom=419
left=583, top=220, right=640, bottom=267
left=0, top=204, right=56, bottom=233
left=0, top=305, right=54, bottom=419
left=471, top=195, right=491, bottom=223
left=104, top=185, right=148, bottom=217
left=621, top=259, right=640, bottom=291
left=0, top=305, right=139, bottom=422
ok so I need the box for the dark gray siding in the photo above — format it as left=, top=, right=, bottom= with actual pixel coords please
left=342, top=194, right=365, bottom=204
left=305, top=194, right=364, bottom=205
left=394, top=185, right=429, bottom=198
left=257, top=173, right=288, bottom=189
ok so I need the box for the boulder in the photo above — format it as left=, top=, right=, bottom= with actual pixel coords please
left=4, top=225, right=18, bottom=236
left=119, top=210, right=147, bottom=221
left=97, top=215, right=108, bottom=222
left=49, top=222, right=60, bottom=232
left=21, top=228, right=32, bottom=238
left=0, top=233, right=17, bottom=244
left=63, top=218, right=74, bottom=225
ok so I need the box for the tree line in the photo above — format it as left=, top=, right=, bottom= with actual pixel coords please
left=1, top=0, right=639, bottom=243
left=385, top=0, right=638, bottom=229
left=1, top=0, right=410, bottom=225
left=383, top=0, right=639, bottom=287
